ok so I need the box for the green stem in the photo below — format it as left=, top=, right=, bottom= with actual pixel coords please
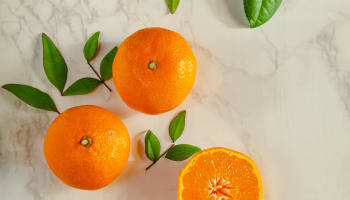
left=87, top=62, right=112, bottom=92
left=80, top=136, right=92, bottom=147
left=148, top=61, right=157, bottom=70
left=146, top=143, right=175, bottom=171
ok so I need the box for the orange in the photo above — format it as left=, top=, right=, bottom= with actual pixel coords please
left=43, top=105, right=130, bottom=190
left=178, top=147, right=263, bottom=200
left=113, top=27, right=197, bottom=114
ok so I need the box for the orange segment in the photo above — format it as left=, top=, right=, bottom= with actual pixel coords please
left=178, top=147, right=262, bottom=200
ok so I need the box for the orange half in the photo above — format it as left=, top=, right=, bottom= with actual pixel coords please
left=178, top=147, right=263, bottom=200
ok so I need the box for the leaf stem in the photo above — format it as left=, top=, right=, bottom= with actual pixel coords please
left=87, top=62, right=112, bottom=92
left=146, top=143, right=175, bottom=171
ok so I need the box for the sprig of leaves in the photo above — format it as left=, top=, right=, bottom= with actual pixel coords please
left=164, top=0, right=282, bottom=28
left=42, top=32, right=116, bottom=96
left=166, top=0, right=180, bottom=14
left=145, top=110, right=201, bottom=171
left=165, top=144, right=201, bottom=161
left=244, top=0, right=282, bottom=28
left=2, top=84, right=60, bottom=113
left=1, top=31, right=118, bottom=114
left=169, top=110, right=186, bottom=142
left=84, top=32, right=100, bottom=62
left=42, top=33, right=68, bottom=95
left=83, top=32, right=113, bottom=92
left=145, top=130, right=161, bottom=161
left=100, top=47, right=118, bottom=81
left=62, top=77, right=101, bottom=96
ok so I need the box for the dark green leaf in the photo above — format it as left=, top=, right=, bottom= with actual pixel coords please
left=244, top=0, right=282, bottom=28
left=63, top=77, right=101, bottom=96
left=84, top=32, right=100, bottom=62
left=169, top=110, right=186, bottom=142
left=42, top=33, right=68, bottom=94
left=166, top=0, right=180, bottom=14
left=145, top=130, right=161, bottom=162
left=165, top=144, right=201, bottom=161
left=100, top=47, right=118, bottom=81
left=2, top=84, right=58, bottom=113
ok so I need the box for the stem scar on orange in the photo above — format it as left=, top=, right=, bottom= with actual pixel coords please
left=113, top=27, right=197, bottom=114
left=43, top=105, right=130, bottom=190
left=178, top=147, right=263, bottom=200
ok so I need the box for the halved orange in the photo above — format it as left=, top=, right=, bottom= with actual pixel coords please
left=178, top=147, right=263, bottom=200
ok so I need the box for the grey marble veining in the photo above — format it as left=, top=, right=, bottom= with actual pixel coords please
left=1, top=0, right=350, bottom=199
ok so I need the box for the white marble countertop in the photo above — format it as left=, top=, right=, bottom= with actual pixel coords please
left=1, top=0, right=350, bottom=199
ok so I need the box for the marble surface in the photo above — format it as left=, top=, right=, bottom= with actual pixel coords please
left=1, top=0, right=350, bottom=199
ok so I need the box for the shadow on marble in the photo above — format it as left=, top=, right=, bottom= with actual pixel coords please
left=114, top=157, right=183, bottom=200
left=103, top=90, right=139, bottom=120
left=108, top=130, right=183, bottom=200
left=207, top=0, right=249, bottom=28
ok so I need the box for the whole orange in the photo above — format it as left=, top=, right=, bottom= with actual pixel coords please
left=43, top=105, right=130, bottom=190
left=178, top=147, right=263, bottom=200
left=113, top=27, right=197, bottom=114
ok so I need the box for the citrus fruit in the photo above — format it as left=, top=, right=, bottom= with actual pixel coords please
left=178, top=147, right=263, bottom=200
left=113, top=27, right=197, bottom=114
left=43, top=105, right=130, bottom=190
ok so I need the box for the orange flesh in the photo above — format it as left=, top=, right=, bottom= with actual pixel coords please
left=178, top=148, right=262, bottom=200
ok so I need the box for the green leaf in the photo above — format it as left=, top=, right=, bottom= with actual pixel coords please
left=63, top=77, right=101, bottom=96
left=100, top=47, right=118, bottom=81
left=165, top=144, right=201, bottom=161
left=244, top=0, right=282, bottom=28
left=166, top=0, right=180, bottom=14
left=42, top=33, right=68, bottom=94
left=2, top=84, right=58, bottom=113
left=169, top=110, right=186, bottom=142
left=84, top=32, right=100, bottom=62
left=145, top=130, right=161, bottom=162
